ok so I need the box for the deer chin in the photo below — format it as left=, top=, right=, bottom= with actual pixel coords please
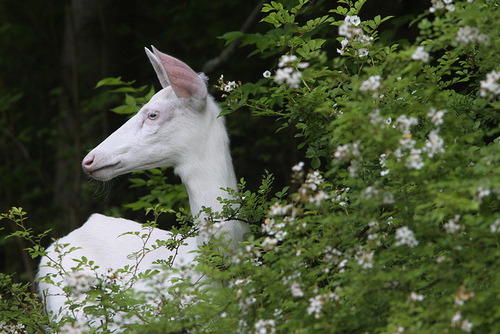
left=85, top=161, right=122, bottom=181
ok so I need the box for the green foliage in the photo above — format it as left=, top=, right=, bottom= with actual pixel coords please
left=1, top=0, right=499, bottom=333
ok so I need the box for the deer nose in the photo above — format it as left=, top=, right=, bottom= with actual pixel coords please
left=82, top=153, right=95, bottom=174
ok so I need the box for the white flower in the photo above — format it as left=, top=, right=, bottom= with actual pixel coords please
left=262, top=237, right=278, bottom=251
left=338, top=22, right=352, bottom=38
left=451, top=311, right=462, bottom=326
left=309, top=190, right=329, bottom=206
left=399, top=137, right=416, bottom=149
left=444, top=215, right=461, bottom=233
left=224, top=81, right=237, bottom=92
left=479, top=70, right=500, bottom=98
left=356, top=250, right=374, bottom=269
left=324, top=246, right=342, bottom=264
left=307, top=295, right=324, bottom=318
left=59, top=322, right=87, bottom=334
left=334, top=144, right=352, bottom=161
left=278, top=54, right=297, bottom=67
left=430, top=0, right=455, bottom=13
left=348, top=15, right=361, bottom=26
left=360, top=75, right=381, bottom=92
left=290, top=281, right=304, bottom=297
left=381, top=169, right=390, bottom=176
left=455, top=26, right=489, bottom=45
left=361, top=185, right=380, bottom=199
left=394, top=115, right=418, bottom=134
left=476, top=186, right=491, bottom=200
left=268, top=203, right=292, bottom=217
left=297, top=62, right=309, bottom=69
left=423, top=129, right=445, bottom=158
left=412, top=46, right=429, bottom=62
left=405, top=148, right=424, bottom=170
left=427, top=107, right=446, bottom=126
left=254, top=319, right=276, bottom=334
left=239, top=296, right=257, bottom=313
left=305, top=171, right=324, bottom=191
left=292, top=161, right=305, bottom=172
left=263, top=70, right=271, bottom=78
left=409, top=292, right=425, bottom=301
left=490, top=218, right=500, bottom=233
left=357, top=48, right=369, bottom=57
left=337, top=39, right=349, bottom=55
left=274, top=67, right=302, bottom=89
left=64, top=271, right=98, bottom=297
left=461, top=320, right=473, bottom=333
left=395, top=226, right=419, bottom=248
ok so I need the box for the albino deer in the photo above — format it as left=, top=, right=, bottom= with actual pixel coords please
left=37, top=46, right=250, bottom=322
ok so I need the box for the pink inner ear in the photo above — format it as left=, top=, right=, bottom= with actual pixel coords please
left=153, top=48, right=207, bottom=99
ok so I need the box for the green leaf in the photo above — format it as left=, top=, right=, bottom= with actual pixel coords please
left=95, top=77, right=125, bottom=88
left=220, top=31, right=244, bottom=46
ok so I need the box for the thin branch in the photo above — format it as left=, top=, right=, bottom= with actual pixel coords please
left=202, top=0, right=266, bottom=74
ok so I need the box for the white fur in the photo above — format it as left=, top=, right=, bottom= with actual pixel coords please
left=37, top=47, right=250, bottom=322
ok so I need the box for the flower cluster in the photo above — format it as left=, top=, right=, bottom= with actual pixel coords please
left=411, top=46, right=430, bottom=63
left=216, top=74, right=240, bottom=94
left=490, top=219, right=500, bottom=233
left=429, top=0, right=455, bottom=13
left=409, top=292, right=425, bottom=302
left=59, top=320, right=89, bottom=334
left=334, top=142, right=360, bottom=162
left=337, top=15, right=372, bottom=57
left=454, top=285, right=475, bottom=306
left=261, top=201, right=294, bottom=252
left=323, top=246, right=343, bottom=269
left=306, top=291, right=339, bottom=319
left=355, top=248, right=374, bottom=269
left=405, top=148, right=425, bottom=170
left=444, top=214, right=461, bottom=233
left=0, top=322, right=27, bottom=334
left=479, top=70, right=499, bottom=98
left=455, top=26, right=489, bottom=46
left=423, top=130, right=445, bottom=158
left=370, top=109, right=392, bottom=128
left=360, top=75, right=382, bottom=93
left=331, top=187, right=350, bottom=207
left=294, top=170, right=329, bottom=205
left=451, top=312, right=473, bottom=333
left=254, top=319, right=276, bottom=334
left=289, top=281, right=305, bottom=298
left=239, top=295, right=257, bottom=314
left=333, top=142, right=362, bottom=177
left=394, top=226, right=419, bottom=248
left=379, top=153, right=390, bottom=176
left=273, top=54, right=308, bottom=89
left=64, top=270, right=98, bottom=297
left=427, top=107, right=446, bottom=126
left=394, top=115, right=418, bottom=135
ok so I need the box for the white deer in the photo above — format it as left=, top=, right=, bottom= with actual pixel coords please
left=37, top=46, right=250, bottom=323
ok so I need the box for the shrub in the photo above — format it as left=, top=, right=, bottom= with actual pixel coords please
left=1, top=0, right=499, bottom=333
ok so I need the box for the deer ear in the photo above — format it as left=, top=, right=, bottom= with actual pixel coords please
left=145, top=47, right=171, bottom=89
left=146, top=46, right=207, bottom=99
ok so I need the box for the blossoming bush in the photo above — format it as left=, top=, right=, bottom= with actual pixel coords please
left=1, top=0, right=499, bottom=333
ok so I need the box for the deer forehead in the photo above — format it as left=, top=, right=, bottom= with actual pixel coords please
left=146, top=88, right=176, bottom=109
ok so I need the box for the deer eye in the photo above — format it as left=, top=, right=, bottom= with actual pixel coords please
left=147, top=111, right=159, bottom=120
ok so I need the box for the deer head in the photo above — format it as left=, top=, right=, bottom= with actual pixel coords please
left=82, top=47, right=213, bottom=181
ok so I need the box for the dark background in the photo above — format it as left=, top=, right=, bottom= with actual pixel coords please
left=0, top=0, right=427, bottom=287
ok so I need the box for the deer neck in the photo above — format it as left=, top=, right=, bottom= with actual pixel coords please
left=175, top=110, right=237, bottom=218
left=174, top=102, right=249, bottom=247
